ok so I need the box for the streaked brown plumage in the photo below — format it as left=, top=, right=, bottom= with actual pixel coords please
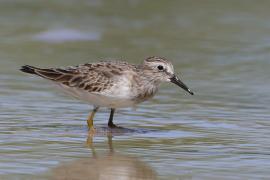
left=20, top=56, right=194, bottom=130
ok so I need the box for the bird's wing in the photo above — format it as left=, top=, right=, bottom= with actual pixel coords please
left=21, top=61, right=135, bottom=93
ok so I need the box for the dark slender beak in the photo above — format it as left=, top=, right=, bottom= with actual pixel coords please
left=170, top=75, right=194, bottom=95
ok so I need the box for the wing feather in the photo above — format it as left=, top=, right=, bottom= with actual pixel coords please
left=21, top=61, right=136, bottom=93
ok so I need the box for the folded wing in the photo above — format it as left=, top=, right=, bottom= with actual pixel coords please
left=20, top=64, right=118, bottom=93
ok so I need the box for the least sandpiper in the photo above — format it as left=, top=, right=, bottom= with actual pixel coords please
left=20, top=56, right=194, bottom=131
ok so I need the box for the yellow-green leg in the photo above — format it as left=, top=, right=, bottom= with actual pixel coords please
left=87, top=106, right=99, bottom=133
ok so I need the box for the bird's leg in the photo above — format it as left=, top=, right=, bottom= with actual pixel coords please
left=87, top=106, right=99, bottom=132
left=108, top=108, right=117, bottom=128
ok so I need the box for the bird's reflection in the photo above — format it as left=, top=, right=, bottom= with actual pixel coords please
left=86, top=126, right=136, bottom=147
left=50, top=130, right=157, bottom=180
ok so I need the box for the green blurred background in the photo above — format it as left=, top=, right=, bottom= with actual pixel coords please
left=1, top=0, right=270, bottom=179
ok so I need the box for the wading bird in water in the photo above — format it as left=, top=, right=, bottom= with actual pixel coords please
left=20, top=56, right=194, bottom=132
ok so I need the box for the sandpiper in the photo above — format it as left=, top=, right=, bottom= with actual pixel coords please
left=20, top=56, right=194, bottom=131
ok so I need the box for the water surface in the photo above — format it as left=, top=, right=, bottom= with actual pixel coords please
left=1, top=0, right=270, bottom=179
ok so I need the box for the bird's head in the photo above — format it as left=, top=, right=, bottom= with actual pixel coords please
left=142, top=56, right=194, bottom=95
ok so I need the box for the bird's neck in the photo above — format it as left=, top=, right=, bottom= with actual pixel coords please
left=139, top=70, right=162, bottom=87
left=133, top=72, right=161, bottom=102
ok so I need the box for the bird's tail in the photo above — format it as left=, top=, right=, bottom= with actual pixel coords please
left=20, top=65, right=38, bottom=75
left=20, top=65, right=65, bottom=81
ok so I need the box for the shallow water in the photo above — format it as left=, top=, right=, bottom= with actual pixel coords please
left=1, top=0, right=270, bottom=179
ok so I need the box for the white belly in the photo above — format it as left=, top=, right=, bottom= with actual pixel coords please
left=56, top=83, right=136, bottom=108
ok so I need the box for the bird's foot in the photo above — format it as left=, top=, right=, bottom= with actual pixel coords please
left=86, top=129, right=95, bottom=147
left=88, top=126, right=96, bottom=134
left=108, top=123, right=119, bottom=128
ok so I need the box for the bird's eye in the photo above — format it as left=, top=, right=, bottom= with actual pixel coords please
left=157, top=65, right=164, bottom=71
